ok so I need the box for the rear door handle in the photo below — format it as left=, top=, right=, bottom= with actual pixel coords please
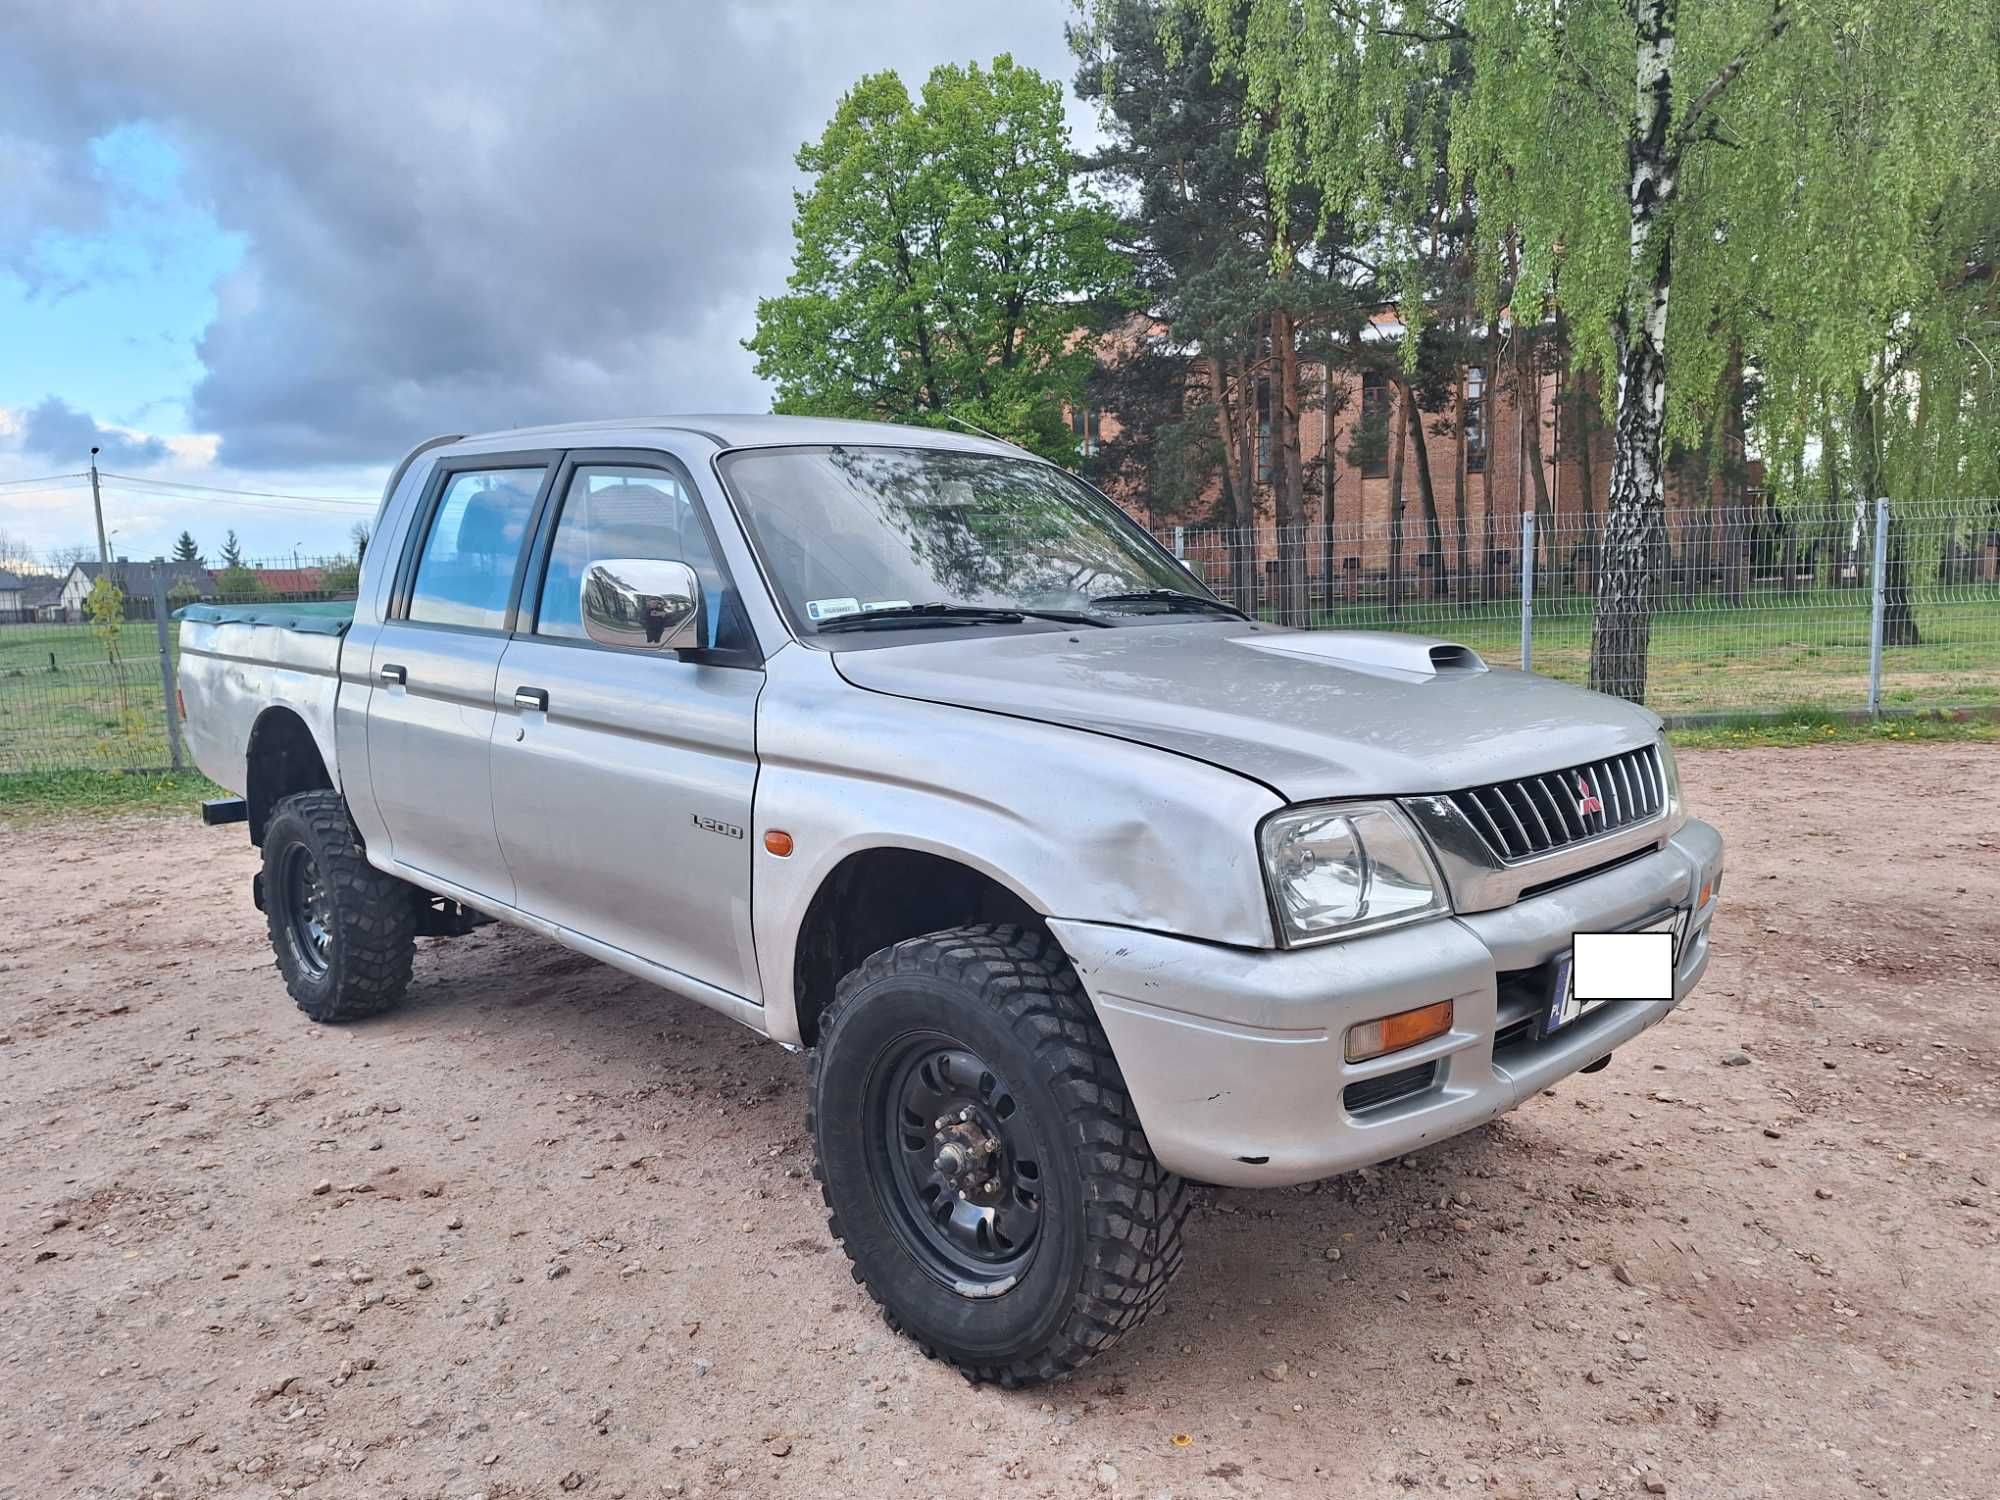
left=380, top=663, right=407, bottom=685
left=513, top=686, right=549, bottom=712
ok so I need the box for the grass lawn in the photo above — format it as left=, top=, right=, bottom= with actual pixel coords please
left=1293, top=588, right=2000, bottom=714
left=0, top=768, right=225, bottom=823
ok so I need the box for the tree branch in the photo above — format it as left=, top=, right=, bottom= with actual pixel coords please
left=1674, top=2, right=1791, bottom=155
left=1325, top=0, right=1466, bottom=44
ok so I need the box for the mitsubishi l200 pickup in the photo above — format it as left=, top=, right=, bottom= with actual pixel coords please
left=178, top=415, right=1723, bottom=1385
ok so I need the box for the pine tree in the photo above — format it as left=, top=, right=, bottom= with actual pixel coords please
left=172, top=531, right=201, bottom=564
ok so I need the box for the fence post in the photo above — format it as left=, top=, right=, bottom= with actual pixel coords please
left=150, top=575, right=184, bottom=770
left=1519, top=511, right=1536, bottom=672
left=1866, top=496, right=1890, bottom=718
left=1171, top=525, right=1185, bottom=559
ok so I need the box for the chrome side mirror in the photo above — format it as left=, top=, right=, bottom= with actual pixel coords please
left=581, top=558, right=703, bottom=652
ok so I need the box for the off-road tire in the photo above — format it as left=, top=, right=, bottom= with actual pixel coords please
left=261, top=790, right=417, bottom=1024
left=808, top=923, right=1189, bottom=1386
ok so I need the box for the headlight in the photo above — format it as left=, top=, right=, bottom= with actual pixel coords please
left=1657, top=734, right=1683, bottom=814
left=1259, top=801, right=1449, bottom=946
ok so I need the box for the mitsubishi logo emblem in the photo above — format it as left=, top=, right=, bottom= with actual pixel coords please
left=1576, top=776, right=1604, bottom=817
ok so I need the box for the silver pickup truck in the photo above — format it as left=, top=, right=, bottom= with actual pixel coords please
left=179, top=415, right=1723, bottom=1385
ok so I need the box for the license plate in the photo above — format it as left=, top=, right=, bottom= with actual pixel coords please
left=1540, top=912, right=1682, bottom=1038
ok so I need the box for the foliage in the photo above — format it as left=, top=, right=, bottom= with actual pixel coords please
left=746, top=56, right=1131, bottom=463
left=171, top=530, right=202, bottom=563
left=215, top=564, right=270, bottom=602
left=86, top=575, right=127, bottom=663
left=167, top=579, right=202, bottom=609
left=321, top=556, right=362, bottom=593
left=1161, top=0, right=1997, bottom=697
left=220, top=529, right=244, bottom=568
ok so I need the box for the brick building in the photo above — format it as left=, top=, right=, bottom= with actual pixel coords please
left=1084, top=315, right=1756, bottom=607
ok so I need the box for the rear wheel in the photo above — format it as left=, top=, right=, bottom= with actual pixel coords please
left=808, top=924, right=1188, bottom=1385
left=261, top=790, right=417, bottom=1023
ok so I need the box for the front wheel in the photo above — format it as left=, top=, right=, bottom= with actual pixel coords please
left=808, top=924, right=1188, bottom=1385
left=261, top=790, right=417, bottom=1023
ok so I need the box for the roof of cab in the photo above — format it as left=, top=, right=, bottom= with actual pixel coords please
left=449, top=413, right=1025, bottom=457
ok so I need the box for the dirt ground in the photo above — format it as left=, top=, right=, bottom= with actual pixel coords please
left=2, top=743, right=1996, bottom=1500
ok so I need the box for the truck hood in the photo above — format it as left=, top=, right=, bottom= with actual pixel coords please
left=831, top=621, right=1661, bottom=801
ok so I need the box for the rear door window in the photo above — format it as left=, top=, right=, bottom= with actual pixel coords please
left=406, top=468, right=546, bottom=630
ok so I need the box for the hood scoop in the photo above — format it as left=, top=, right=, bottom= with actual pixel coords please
left=1236, top=631, right=1488, bottom=678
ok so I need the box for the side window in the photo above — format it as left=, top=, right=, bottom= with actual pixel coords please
left=407, top=468, right=545, bottom=630
left=535, top=465, right=745, bottom=650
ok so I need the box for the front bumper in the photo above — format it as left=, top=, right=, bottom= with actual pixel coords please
left=1051, top=818, right=1722, bottom=1187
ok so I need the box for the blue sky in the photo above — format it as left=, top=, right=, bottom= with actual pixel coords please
left=0, top=1, right=1096, bottom=566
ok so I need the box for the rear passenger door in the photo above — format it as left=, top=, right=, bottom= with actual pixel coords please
left=365, top=456, right=555, bottom=903
left=489, top=452, right=765, bottom=1002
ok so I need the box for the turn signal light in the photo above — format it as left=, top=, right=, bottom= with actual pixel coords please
left=1345, top=999, right=1454, bottom=1063
left=763, top=829, right=794, bottom=857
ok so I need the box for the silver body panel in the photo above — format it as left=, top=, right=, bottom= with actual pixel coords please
left=178, top=415, right=1723, bottom=1188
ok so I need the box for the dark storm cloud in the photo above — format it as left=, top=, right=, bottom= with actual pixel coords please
left=1, top=1, right=1089, bottom=468
left=20, top=396, right=171, bottom=467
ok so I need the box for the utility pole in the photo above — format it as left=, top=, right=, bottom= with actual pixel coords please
left=89, top=446, right=110, bottom=565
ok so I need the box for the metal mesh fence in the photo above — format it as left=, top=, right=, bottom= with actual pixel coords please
left=0, top=552, right=361, bottom=775
left=1153, top=497, right=2000, bottom=720
left=0, top=509, right=1992, bottom=775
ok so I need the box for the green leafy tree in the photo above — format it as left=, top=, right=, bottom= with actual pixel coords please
left=747, top=56, right=1132, bottom=463
left=217, top=564, right=270, bottom=602
left=87, top=574, right=127, bottom=663
left=1174, top=0, right=1996, bottom=700
left=171, top=530, right=201, bottom=563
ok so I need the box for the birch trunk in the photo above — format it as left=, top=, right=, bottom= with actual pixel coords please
left=1588, top=0, right=1679, bottom=702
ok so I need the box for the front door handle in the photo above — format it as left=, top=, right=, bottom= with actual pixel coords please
left=513, top=686, right=549, bottom=712
left=380, top=663, right=407, bottom=685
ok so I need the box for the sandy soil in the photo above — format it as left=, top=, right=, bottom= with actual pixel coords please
left=2, top=743, right=1996, bottom=1500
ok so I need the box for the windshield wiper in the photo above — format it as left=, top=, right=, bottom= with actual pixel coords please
left=815, top=602, right=1109, bottom=633
left=1088, top=589, right=1250, bottom=621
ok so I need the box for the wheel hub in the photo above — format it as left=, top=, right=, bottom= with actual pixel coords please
left=870, top=1039, right=1046, bottom=1289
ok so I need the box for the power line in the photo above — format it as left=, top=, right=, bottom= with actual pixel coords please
left=98, top=471, right=380, bottom=506
left=0, top=472, right=88, bottom=491
left=96, top=485, right=377, bottom=517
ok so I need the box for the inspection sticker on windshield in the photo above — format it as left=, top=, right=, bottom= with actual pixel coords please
left=862, top=599, right=912, bottom=612
left=805, top=597, right=861, bottom=622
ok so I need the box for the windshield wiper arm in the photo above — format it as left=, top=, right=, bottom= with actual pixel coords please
left=1088, top=589, right=1250, bottom=620
left=814, top=602, right=1110, bottom=633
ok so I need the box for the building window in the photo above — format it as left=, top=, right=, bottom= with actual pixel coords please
left=1464, top=367, right=1486, bottom=473
left=1255, top=379, right=1273, bottom=484
left=1359, top=371, right=1390, bottom=477
left=1071, top=406, right=1101, bottom=458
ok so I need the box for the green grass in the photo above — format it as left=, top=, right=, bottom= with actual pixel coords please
left=1289, top=587, right=2000, bottom=714
left=0, top=768, right=226, bottom=822
left=1670, top=705, right=1999, bottom=749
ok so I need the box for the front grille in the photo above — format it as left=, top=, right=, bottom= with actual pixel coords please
left=1446, top=745, right=1665, bottom=862
left=1343, top=1061, right=1437, bottom=1114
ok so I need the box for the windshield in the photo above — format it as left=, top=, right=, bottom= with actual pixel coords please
left=716, top=445, right=1210, bottom=635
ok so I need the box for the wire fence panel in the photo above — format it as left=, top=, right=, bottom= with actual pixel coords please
left=1155, top=498, right=2000, bottom=719
left=0, top=550, right=363, bottom=776
left=1879, top=498, right=2000, bottom=713
left=0, top=509, right=1993, bottom=777
left=0, top=643, right=177, bottom=773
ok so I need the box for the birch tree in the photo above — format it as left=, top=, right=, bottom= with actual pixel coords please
left=1164, top=0, right=1994, bottom=700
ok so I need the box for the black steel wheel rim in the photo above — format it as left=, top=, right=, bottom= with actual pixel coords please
left=282, top=842, right=334, bottom=978
left=866, top=1031, right=1048, bottom=1293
